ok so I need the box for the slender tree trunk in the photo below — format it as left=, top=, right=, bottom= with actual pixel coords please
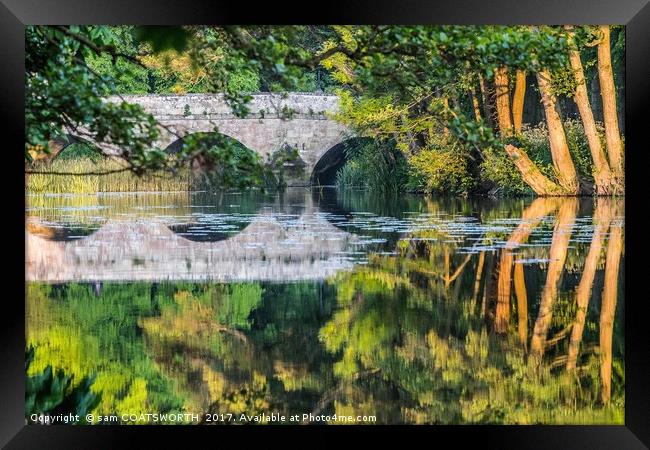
left=529, top=199, right=578, bottom=361
left=566, top=199, right=613, bottom=370
left=470, top=89, right=482, bottom=122
left=566, top=27, right=619, bottom=195
left=512, top=70, right=526, bottom=133
left=536, top=70, right=580, bottom=194
left=494, top=67, right=513, bottom=136
left=514, top=259, right=528, bottom=350
left=599, top=216, right=623, bottom=404
left=597, top=25, right=624, bottom=179
left=478, top=74, right=493, bottom=127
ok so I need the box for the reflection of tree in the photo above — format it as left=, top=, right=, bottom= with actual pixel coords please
left=141, top=282, right=337, bottom=420
left=25, top=196, right=624, bottom=424
left=318, top=197, right=624, bottom=423
left=599, top=207, right=623, bottom=404
left=26, top=282, right=184, bottom=421
left=529, top=199, right=578, bottom=360
left=494, top=198, right=560, bottom=333
left=566, top=200, right=613, bottom=370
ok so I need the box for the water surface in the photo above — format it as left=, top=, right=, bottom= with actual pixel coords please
left=25, top=188, right=625, bottom=424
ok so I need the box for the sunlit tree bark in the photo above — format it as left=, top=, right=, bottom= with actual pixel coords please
left=566, top=26, right=619, bottom=195
left=566, top=199, right=613, bottom=370
left=529, top=199, right=578, bottom=361
left=597, top=25, right=624, bottom=179
left=470, top=88, right=482, bottom=122
left=494, top=67, right=513, bottom=136
left=504, top=145, right=566, bottom=195
left=512, top=70, right=526, bottom=133
left=599, top=214, right=623, bottom=404
left=536, top=70, right=580, bottom=194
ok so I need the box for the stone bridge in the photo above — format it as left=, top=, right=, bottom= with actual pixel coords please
left=53, top=93, right=354, bottom=186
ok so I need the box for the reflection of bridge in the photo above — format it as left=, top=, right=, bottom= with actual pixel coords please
left=26, top=208, right=363, bottom=283
left=50, top=93, right=353, bottom=185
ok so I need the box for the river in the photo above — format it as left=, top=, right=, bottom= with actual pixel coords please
left=25, top=188, right=625, bottom=424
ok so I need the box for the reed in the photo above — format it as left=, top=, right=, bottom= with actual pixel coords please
left=26, top=158, right=193, bottom=194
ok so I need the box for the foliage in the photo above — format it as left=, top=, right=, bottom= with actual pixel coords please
left=25, top=26, right=162, bottom=173
left=25, top=25, right=335, bottom=185
left=335, top=139, right=408, bottom=193
left=407, top=137, right=475, bottom=195
left=26, top=158, right=192, bottom=193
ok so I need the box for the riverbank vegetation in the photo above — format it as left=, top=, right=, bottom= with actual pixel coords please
left=25, top=25, right=624, bottom=196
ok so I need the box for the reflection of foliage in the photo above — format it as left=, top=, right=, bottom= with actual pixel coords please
left=24, top=195, right=625, bottom=425
left=25, top=346, right=100, bottom=423
left=141, top=282, right=335, bottom=418
left=26, top=283, right=184, bottom=421
left=318, top=206, right=625, bottom=424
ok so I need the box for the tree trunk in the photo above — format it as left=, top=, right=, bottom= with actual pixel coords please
left=566, top=199, right=613, bottom=370
left=494, top=67, right=513, bottom=136
left=529, top=199, right=578, bottom=361
left=478, top=74, right=494, bottom=128
left=470, top=88, right=482, bottom=122
left=566, top=27, right=620, bottom=195
left=512, top=70, right=526, bottom=133
left=597, top=25, right=624, bottom=179
left=536, top=70, right=580, bottom=195
left=504, top=144, right=566, bottom=195
left=599, top=215, right=623, bottom=404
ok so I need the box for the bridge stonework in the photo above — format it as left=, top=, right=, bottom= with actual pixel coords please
left=106, top=93, right=351, bottom=185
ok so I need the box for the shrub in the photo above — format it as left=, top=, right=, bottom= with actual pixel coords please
left=408, top=141, right=475, bottom=195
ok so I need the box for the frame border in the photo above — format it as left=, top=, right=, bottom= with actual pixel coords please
left=2, top=1, right=648, bottom=447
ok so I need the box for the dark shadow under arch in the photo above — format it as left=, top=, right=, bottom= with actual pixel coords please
left=164, top=131, right=251, bottom=156
left=310, top=137, right=370, bottom=186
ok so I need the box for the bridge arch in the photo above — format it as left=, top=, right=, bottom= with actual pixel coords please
left=34, top=134, right=104, bottom=163
left=310, top=137, right=370, bottom=186
left=164, top=131, right=253, bottom=156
